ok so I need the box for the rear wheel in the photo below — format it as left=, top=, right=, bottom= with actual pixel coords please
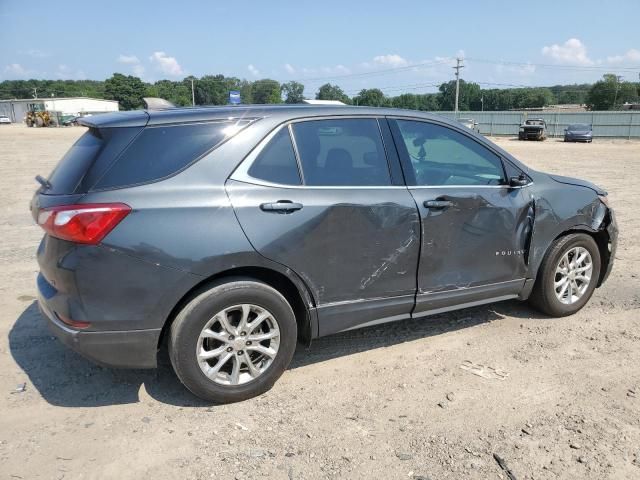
left=169, top=279, right=297, bottom=403
left=529, top=233, right=601, bottom=316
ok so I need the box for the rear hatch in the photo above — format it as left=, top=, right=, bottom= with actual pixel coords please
left=31, top=111, right=148, bottom=292
left=30, top=111, right=149, bottom=216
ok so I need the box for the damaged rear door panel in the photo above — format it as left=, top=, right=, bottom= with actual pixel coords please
left=227, top=118, right=421, bottom=337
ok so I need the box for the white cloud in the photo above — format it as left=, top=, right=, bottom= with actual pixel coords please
left=373, top=54, right=409, bottom=68
left=55, top=64, right=86, bottom=80
left=495, top=62, right=536, bottom=76
left=284, top=63, right=296, bottom=75
left=607, top=48, right=640, bottom=64
left=117, top=54, right=140, bottom=65
left=149, top=51, right=184, bottom=76
left=117, top=54, right=145, bottom=78
left=23, top=49, right=49, bottom=58
left=3, top=63, right=29, bottom=76
left=541, top=38, right=593, bottom=65
left=247, top=64, right=260, bottom=77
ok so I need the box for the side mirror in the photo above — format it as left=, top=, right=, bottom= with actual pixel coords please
left=509, top=175, right=529, bottom=187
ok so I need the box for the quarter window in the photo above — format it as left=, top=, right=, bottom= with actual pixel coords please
left=95, top=120, right=249, bottom=190
left=248, top=128, right=301, bottom=185
left=395, top=120, right=505, bottom=186
left=292, top=119, right=391, bottom=186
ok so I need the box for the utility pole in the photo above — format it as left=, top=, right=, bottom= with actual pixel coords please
left=453, top=57, right=464, bottom=116
left=613, top=75, right=623, bottom=109
left=191, top=78, right=195, bottom=106
left=33, top=87, right=38, bottom=99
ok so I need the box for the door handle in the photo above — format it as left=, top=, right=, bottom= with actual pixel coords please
left=423, top=199, right=453, bottom=209
left=260, top=200, right=303, bottom=213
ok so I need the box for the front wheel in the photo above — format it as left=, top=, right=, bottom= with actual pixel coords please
left=169, top=279, right=297, bottom=403
left=529, top=233, right=601, bottom=317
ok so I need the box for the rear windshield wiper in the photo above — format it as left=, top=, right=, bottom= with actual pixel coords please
left=35, top=175, right=52, bottom=189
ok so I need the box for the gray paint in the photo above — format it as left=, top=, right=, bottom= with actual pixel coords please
left=33, top=105, right=617, bottom=368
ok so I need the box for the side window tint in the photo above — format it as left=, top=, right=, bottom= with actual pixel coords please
left=396, top=120, right=505, bottom=186
left=248, top=128, right=301, bottom=185
left=503, top=160, right=523, bottom=180
left=95, top=121, right=247, bottom=189
left=292, top=119, right=391, bottom=186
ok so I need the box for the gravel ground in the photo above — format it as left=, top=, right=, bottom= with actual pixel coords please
left=0, top=124, right=639, bottom=480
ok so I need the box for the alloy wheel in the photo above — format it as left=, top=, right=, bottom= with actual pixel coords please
left=554, top=246, right=593, bottom=305
left=196, top=304, right=280, bottom=385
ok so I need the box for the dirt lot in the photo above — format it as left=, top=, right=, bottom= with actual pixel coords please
left=0, top=124, right=639, bottom=480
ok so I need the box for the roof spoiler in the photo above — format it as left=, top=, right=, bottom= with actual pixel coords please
left=143, top=97, right=176, bottom=110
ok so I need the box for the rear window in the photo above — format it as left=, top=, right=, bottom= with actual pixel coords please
left=46, top=127, right=142, bottom=195
left=94, top=121, right=248, bottom=190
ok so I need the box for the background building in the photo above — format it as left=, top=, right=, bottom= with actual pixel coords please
left=0, top=97, right=119, bottom=123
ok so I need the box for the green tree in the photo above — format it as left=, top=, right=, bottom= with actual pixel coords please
left=316, top=83, right=351, bottom=103
left=391, top=93, right=440, bottom=111
left=103, top=73, right=146, bottom=110
left=281, top=81, right=305, bottom=104
left=353, top=88, right=388, bottom=107
left=251, top=79, right=281, bottom=104
left=438, top=80, right=482, bottom=110
left=587, top=74, right=640, bottom=110
left=146, top=79, right=192, bottom=106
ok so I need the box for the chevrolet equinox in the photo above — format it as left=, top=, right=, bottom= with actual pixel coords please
left=31, top=105, right=617, bottom=403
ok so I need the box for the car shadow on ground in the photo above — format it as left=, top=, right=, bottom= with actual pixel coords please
left=9, top=300, right=548, bottom=408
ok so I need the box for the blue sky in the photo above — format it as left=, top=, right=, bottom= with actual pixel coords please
left=1, top=0, right=639, bottom=96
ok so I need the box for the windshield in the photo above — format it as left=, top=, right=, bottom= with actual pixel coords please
left=525, top=120, right=544, bottom=126
left=568, top=124, right=590, bottom=130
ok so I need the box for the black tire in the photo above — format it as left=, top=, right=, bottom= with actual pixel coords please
left=529, top=233, right=601, bottom=317
left=169, top=279, right=297, bottom=403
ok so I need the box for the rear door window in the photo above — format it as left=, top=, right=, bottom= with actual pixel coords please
left=291, top=118, right=392, bottom=186
left=94, top=120, right=249, bottom=190
left=247, top=128, right=301, bottom=185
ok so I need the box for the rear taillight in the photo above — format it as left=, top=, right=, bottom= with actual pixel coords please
left=56, top=312, right=91, bottom=330
left=37, top=203, right=131, bottom=245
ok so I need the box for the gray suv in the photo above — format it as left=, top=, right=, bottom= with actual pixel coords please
left=31, top=105, right=617, bottom=403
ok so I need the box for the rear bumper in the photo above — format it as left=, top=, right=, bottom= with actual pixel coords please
left=37, top=275, right=161, bottom=368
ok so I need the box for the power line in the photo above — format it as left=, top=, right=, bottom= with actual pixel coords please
left=290, top=59, right=453, bottom=84
left=466, top=57, right=640, bottom=72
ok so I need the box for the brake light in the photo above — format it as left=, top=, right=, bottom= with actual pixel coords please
left=56, top=312, right=91, bottom=330
left=37, top=203, right=131, bottom=245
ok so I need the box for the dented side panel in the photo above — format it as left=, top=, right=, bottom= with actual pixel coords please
left=226, top=180, right=421, bottom=333
left=524, top=178, right=610, bottom=279
left=409, top=186, right=532, bottom=309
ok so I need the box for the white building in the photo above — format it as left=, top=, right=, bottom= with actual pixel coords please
left=0, top=97, right=119, bottom=123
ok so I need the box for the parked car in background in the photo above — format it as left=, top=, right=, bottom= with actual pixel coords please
left=0, top=115, right=11, bottom=124
left=32, top=105, right=617, bottom=403
left=564, top=123, right=593, bottom=143
left=458, top=117, right=479, bottom=133
left=519, top=118, right=547, bottom=141
left=61, top=115, right=81, bottom=127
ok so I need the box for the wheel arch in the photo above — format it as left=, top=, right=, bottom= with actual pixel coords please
left=552, top=227, right=611, bottom=287
left=522, top=224, right=611, bottom=301
left=158, top=266, right=317, bottom=352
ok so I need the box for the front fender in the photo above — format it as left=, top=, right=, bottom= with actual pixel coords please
left=526, top=183, right=608, bottom=280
